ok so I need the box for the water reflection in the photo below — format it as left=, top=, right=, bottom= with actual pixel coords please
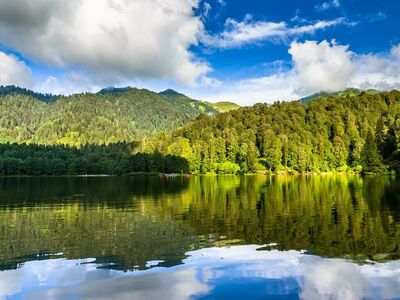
left=1, top=175, right=400, bottom=271
left=1, top=175, right=400, bottom=299
left=1, top=245, right=400, bottom=300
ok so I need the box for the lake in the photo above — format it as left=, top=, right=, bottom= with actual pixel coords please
left=0, top=175, right=400, bottom=299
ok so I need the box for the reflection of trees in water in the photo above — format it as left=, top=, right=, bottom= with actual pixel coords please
left=0, top=209, right=197, bottom=272
left=0, top=176, right=195, bottom=271
left=146, top=175, right=400, bottom=260
left=0, top=176, right=190, bottom=207
left=0, top=175, right=399, bottom=272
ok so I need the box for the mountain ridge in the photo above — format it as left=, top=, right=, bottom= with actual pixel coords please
left=0, top=86, right=219, bottom=146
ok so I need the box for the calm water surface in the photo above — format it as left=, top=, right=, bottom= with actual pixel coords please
left=0, top=175, right=399, bottom=299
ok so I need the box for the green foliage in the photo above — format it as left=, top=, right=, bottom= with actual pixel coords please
left=215, top=161, right=240, bottom=174
left=1, top=86, right=400, bottom=175
left=158, top=89, right=218, bottom=115
left=205, top=101, right=241, bottom=112
left=147, top=90, right=400, bottom=174
left=0, top=86, right=218, bottom=146
left=0, top=143, right=188, bottom=175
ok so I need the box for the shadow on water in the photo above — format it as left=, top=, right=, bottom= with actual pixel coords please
left=0, top=174, right=399, bottom=272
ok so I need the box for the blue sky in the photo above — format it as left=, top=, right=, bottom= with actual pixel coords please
left=197, top=0, right=399, bottom=76
left=0, top=0, right=399, bottom=104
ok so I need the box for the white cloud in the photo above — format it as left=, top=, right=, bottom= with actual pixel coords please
left=190, top=70, right=299, bottom=105
left=194, top=41, right=400, bottom=105
left=315, top=0, right=340, bottom=11
left=289, top=40, right=355, bottom=93
left=203, top=16, right=348, bottom=48
left=351, top=44, right=400, bottom=90
left=317, top=2, right=331, bottom=10
left=391, top=44, right=400, bottom=58
left=203, top=2, right=212, bottom=19
left=0, top=0, right=209, bottom=86
left=36, top=73, right=101, bottom=95
left=289, top=40, right=400, bottom=95
left=217, top=0, right=226, bottom=6
left=0, top=51, right=33, bottom=87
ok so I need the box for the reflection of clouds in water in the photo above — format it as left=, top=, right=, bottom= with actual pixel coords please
left=301, top=257, right=400, bottom=300
left=301, top=259, right=371, bottom=300
left=26, top=268, right=210, bottom=300
left=0, top=269, right=23, bottom=300
left=1, top=245, right=400, bottom=300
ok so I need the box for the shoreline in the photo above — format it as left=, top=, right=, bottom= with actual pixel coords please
left=0, top=171, right=397, bottom=178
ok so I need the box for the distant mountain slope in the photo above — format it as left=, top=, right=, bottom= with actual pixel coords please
left=158, top=89, right=218, bottom=115
left=205, top=101, right=241, bottom=112
left=159, top=89, right=240, bottom=113
left=0, top=85, right=57, bottom=102
left=0, top=86, right=219, bottom=146
left=298, top=88, right=379, bottom=104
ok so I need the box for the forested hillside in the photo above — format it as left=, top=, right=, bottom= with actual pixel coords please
left=0, top=86, right=218, bottom=146
left=142, top=90, right=400, bottom=174
left=1, top=86, right=400, bottom=175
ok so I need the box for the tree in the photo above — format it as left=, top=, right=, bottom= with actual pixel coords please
left=361, top=129, right=384, bottom=173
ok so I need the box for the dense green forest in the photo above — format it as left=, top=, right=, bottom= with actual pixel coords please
left=0, top=143, right=189, bottom=175
left=0, top=86, right=400, bottom=175
left=142, top=89, right=400, bottom=174
left=0, top=85, right=218, bottom=146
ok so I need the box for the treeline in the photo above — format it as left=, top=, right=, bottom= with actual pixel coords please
left=141, top=90, right=400, bottom=174
left=0, top=143, right=189, bottom=175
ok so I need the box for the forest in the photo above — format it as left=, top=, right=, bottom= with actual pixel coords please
left=0, top=86, right=219, bottom=146
left=0, top=86, right=399, bottom=175
left=0, top=143, right=189, bottom=175
left=142, top=89, right=400, bottom=174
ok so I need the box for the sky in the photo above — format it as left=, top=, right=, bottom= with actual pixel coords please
left=0, top=0, right=399, bottom=105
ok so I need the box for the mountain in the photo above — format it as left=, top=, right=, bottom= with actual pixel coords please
left=142, top=89, right=400, bottom=174
left=298, top=88, right=378, bottom=104
left=0, top=86, right=219, bottom=146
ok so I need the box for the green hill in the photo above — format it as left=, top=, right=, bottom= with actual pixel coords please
left=205, top=101, right=241, bottom=112
left=0, top=86, right=219, bottom=147
left=142, top=89, right=400, bottom=174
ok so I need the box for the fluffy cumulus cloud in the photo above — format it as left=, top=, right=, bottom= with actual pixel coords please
left=288, top=40, right=400, bottom=94
left=0, top=0, right=209, bottom=86
left=203, top=15, right=347, bottom=48
left=195, top=41, right=400, bottom=105
left=0, top=51, right=33, bottom=87
left=289, top=40, right=355, bottom=93
left=351, top=45, right=400, bottom=90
